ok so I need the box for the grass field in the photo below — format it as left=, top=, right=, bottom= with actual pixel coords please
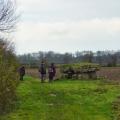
left=0, top=77, right=120, bottom=120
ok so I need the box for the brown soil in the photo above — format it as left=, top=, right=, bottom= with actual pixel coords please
left=97, top=67, right=120, bottom=81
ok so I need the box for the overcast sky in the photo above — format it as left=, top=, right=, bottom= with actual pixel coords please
left=14, top=0, right=120, bottom=54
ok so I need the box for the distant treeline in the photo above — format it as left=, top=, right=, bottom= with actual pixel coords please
left=18, top=51, right=120, bottom=67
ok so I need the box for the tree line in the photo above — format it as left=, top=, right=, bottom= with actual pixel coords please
left=18, top=50, right=120, bottom=67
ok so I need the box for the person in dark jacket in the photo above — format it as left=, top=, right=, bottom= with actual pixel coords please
left=19, top=66, right=25, bottom=80
left=48, top=63, right=56, bottom=82
left=39, top=61, right=46, bottom=83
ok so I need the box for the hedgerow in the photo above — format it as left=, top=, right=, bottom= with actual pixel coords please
left=0, top=39, right=19, bottom=114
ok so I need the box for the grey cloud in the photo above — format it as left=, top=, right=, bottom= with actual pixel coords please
left=15, top=0, right=120, bottom=54
left=19, top=0, right=120, bottom=22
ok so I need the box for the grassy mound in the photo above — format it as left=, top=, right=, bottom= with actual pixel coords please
left=60, top=63, right=100, bottom=72
left=0, top=77, right=120, bottom=120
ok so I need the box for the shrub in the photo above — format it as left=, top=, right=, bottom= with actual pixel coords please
left=0, top=39, right=19, bottom=114
left=60, top=63, right=100, bottom=79
left=60, top=63, right=100, bottom=73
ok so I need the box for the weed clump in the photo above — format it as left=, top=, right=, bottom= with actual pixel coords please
left=112, top=96, right=120, bottom=120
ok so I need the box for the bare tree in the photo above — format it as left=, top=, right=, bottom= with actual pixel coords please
left=0, top=0, right=17, bottom=32
left=0, top=0, right=18, bottom=114
left=82, top=51, right=93, bottom=63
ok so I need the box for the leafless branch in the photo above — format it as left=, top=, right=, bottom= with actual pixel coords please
left=0, top=0, right=18, bottom=32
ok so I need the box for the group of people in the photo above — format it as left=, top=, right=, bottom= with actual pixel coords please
left=38, top=61, right=56, bottom=83
left=18, top=61, right=56, bottom=83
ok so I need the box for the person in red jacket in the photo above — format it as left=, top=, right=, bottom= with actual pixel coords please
left=48, top=63, right=56, bottom=82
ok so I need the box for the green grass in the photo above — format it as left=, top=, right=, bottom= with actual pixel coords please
left=0, top=77, right=120, bottom=120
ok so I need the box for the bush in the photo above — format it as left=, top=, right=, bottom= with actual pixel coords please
left=60, top=63, right=100, bottom=73
left=60, top=63, right=100, bottom=79
left=0, top=39, right=19, bottom=114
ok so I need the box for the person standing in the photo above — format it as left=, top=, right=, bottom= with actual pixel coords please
left=39, top=61, right=46, bottom=83
left=48, top=63, right=56, bottom=82
left=19, top=66, right=25, bottom=80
